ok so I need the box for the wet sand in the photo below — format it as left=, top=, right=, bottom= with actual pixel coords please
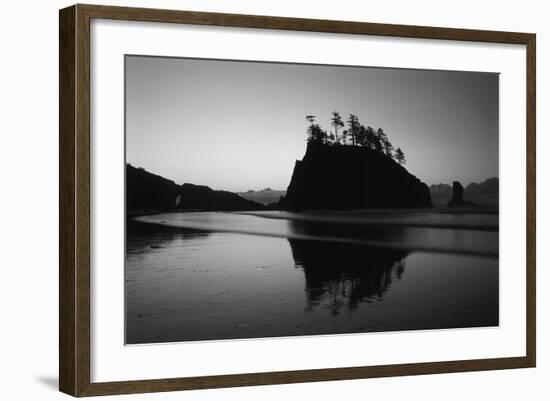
left=126, top=211, right=498, bottom=344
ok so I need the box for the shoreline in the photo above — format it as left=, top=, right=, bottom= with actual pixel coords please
left=130, top=207, right=499, bottom=232
left=132, top=210, right=498, bottom=258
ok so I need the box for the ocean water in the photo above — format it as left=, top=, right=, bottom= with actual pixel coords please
left=125, top=211, right=498, bottom=344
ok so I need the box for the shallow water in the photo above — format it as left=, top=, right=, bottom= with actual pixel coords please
left=125, top=212, right=498, bottom=344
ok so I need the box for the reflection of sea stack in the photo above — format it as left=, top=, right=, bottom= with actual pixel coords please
left=288, top=238, right=408, bottom=313
left=447, top=181, right=476, bottom=207
left=280, top=142, right=432, bottom=211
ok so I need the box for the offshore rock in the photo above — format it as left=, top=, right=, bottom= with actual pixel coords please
left=279, top=142, right=432, bottom=211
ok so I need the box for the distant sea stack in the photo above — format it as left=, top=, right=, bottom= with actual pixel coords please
left=447, top=181, right=477, bottom=207
left=430, top=177, right=498, bottom=207
left=279, top=142, right=432, bottom=211
left=447, top=181, right=465, bottom=207
left=126, top=164, right=265, bottom=213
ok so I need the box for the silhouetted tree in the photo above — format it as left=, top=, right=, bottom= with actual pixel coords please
left=376, top=127, right=387, bottom=147
left=356, top=125, right=368, bottom=147
left=307, top=124, right=328, bottom=143
left=378, top=128, right=394, bottom=158
left=366, top=126, right=383, bottom=152
left=384, top=139, right=394, bottom=159
left=341, top=129, right=348, bottom=145
left=365, top=126, right=377, bottom=150
left=302, top=113, right=405, bottom=164
left=346, top=114, right=360, bottom=146
left=305, top=115, right=326, bottom=143
left=395, top=147, right=406, bottom=165
left=330, top=112, right=344, bottom=144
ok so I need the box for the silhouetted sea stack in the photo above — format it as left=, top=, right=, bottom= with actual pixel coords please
left=279, top=142, right=432, bottom=211
left=429, top=177, right=498, bottom=207
left=447, top=181, right=465, bottom=206
left=447, top=180, right=477, bottom=207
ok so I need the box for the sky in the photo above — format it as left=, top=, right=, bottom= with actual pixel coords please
left=126, top=55, right=499, bottom=192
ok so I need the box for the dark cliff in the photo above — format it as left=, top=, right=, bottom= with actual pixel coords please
left=126, top=164, right=265, bottom=213
left=279, top=142, right=431, bottom=211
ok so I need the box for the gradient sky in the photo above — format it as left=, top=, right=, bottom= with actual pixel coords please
left=126, top=55, right=498, bottom=192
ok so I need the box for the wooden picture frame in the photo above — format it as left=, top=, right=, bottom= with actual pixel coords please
left=59, top=3, right=536, bottom=397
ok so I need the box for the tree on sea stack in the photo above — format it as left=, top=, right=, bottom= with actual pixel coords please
left=330, top=111, right=344, bottom=144
left=371, top=128, right=383, bottom=152
left=395, top=147, right=406, bottom=165
left=346, top=114, right=360, bottom=146
left=302, top=112, right=403, bottom=165
left=356, top=125, right=368, bottom=147
left=365, top=126, right=377, bottom=150
left=378, top=128, right=394, bottom=159
left=307, top=124, right=328, bottom=143
left=305, top=115, right=328, bottom=144
left=340, top=129, right=348, bottom=145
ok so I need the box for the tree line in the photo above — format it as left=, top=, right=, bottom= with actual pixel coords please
left=305, top=112, right=406, bottom=165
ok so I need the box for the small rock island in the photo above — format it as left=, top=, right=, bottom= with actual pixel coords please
left=447, top=181, right=477, bottom=207
left=279, top=113, right=432, bottom=211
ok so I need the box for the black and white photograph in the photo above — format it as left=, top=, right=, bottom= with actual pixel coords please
left=1, top=0, right=543, bottom=398
left=124, top=55, right=499, bottom=345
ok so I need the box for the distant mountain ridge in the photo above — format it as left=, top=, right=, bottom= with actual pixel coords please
left=279, top=142, right=432, bottom=211
left=126, top=164, right=265, bottom=214
left=236, top=188, right=286, bottom=206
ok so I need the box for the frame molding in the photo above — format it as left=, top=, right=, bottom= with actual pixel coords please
left=59, top=3, right=536, bottom=397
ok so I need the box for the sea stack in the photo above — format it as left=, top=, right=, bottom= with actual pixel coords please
left=447, top=181, right=476, bottom=207
left=279, top=142, right=432, bottom=211
left=447, top=181, right=464, bottom=207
